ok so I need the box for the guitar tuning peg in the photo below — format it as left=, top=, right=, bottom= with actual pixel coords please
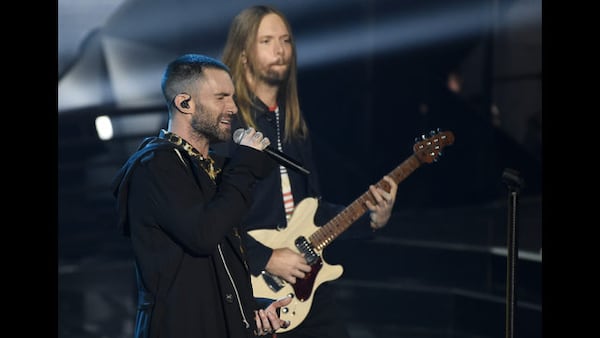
left=414, top=136, right=419, bottom=142
left=421, top=134, right=427, bottom=140
left=429, top=130, right=437, bottom=136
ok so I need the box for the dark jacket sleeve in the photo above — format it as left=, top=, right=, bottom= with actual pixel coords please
left=242, top=230, right=272, bottom=276
left=128, top=145, right=276, bottom=256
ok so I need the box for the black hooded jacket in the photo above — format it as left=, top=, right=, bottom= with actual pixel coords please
left=112, top=133, right=276, bottom=338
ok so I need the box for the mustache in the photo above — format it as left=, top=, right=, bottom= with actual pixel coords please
left=269, top=58, right=288, bottom=66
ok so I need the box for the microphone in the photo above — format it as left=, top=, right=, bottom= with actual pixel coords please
left=233, top=128, right=310, bottom=175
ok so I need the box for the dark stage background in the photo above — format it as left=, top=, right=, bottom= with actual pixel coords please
left=58, top=0, right=542, bottom=337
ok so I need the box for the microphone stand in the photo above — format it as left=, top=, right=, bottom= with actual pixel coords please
left=502, top=168, right=524, bottom=338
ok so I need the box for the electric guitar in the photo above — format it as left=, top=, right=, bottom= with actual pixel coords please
left=248, top=130, right=455, bottom=332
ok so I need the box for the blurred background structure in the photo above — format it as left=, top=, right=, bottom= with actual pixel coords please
left=58, top=0, right=541, bottom=337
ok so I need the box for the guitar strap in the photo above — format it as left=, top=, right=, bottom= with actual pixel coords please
left=272, top=106, right=295, bottom=224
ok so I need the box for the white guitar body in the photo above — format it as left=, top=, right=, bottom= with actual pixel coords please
left=248, top=197, right=343, bottom=333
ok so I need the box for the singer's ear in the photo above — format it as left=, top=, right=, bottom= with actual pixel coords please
left=174, top=93, right=192, bottom=114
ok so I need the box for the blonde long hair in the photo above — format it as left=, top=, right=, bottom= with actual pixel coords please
left=222, top=5, right=308, bottom=141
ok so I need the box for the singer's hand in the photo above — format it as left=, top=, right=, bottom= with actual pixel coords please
left=253, top=295, right=293, bottom=335
left=233, top=128, right=310, bottom=175
left=238, top=127, right=270, bottom=151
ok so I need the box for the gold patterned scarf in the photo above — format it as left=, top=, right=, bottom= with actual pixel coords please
left=159, top=129, right=221, bottom=181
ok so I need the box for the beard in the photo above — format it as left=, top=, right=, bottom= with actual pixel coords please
left=261, top=68, right=288, bottom=86
left=190, top=103, right=231, bottom=144
left=250, top=61, right=290, bottom=86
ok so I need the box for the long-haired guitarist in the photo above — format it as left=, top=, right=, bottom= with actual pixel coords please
left=214, top=5, right=398, bottom=337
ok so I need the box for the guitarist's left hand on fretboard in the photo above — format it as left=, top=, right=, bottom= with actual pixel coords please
left=365, top=175, right=398, bottom=230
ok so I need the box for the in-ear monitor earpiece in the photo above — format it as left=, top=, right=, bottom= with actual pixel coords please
left=181, top=98, right=190, bottom=109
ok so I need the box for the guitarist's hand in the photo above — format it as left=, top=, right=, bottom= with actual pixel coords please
left=365, top=175, right=398, bottom=230
left=266, top=248, right=311, bottom=284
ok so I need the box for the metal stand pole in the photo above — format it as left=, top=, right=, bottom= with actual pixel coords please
left=502, top=168, right=523, bottom=338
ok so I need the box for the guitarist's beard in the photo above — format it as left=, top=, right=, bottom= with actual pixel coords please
left=248, top=61, right=289, bottom=87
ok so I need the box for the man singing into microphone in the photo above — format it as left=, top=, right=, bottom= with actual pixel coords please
left=112, top=54, right=293, bottom=337
left=213, top=6, right=399, bottom=337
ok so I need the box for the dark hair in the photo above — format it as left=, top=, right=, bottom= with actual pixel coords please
left=161, top=54, right=231, bottom=108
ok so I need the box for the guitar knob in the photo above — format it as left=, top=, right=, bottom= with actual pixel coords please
left=282, top=307, right=289, bottom=313
left=288, top=293, right=295, bottom=299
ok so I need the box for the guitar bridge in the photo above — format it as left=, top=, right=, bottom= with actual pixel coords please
left=260, top=270, right=286, bottom=292
left=295, top=236, right=319, bottom=265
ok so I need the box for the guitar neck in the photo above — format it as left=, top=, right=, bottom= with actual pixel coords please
left=309, top=154, right=422, bottom=251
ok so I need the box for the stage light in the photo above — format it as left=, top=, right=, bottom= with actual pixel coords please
left=95, top=115, right=113, bottom=140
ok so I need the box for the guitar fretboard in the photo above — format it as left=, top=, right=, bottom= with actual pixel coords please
left=309, top=154, right=422, bottom=251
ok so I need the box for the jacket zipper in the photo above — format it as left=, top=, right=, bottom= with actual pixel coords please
left=217, top=244, right=250, bottom=328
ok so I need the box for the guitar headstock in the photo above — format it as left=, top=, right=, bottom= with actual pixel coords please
left=413, top=129, right=455, bottom=163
